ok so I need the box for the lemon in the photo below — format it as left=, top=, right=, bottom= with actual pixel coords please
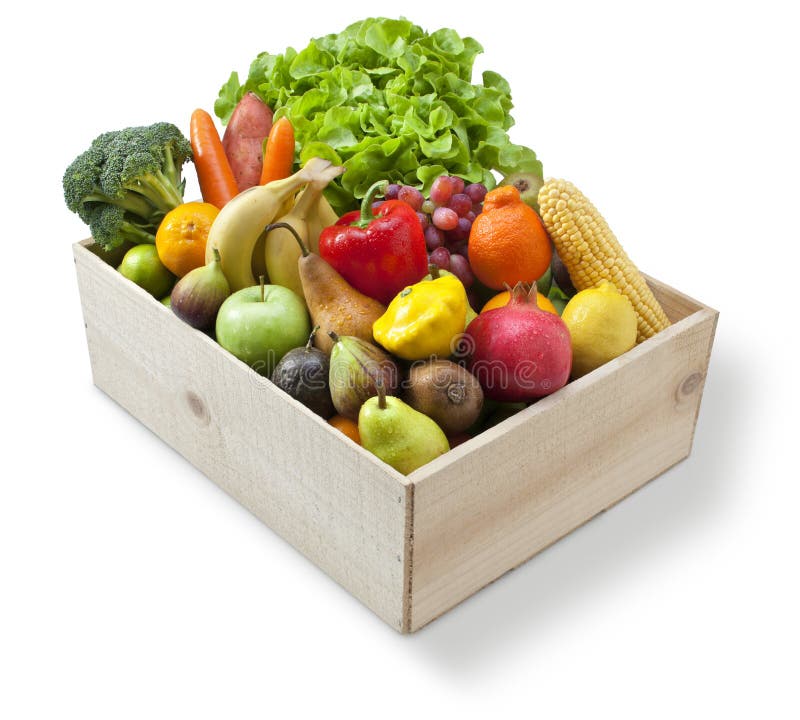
left=561, top=281, right=638, bottom=378
left=117, top=245, right=176, bottom=298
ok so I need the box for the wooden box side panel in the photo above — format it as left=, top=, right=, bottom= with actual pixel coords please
left=74, top=243, right=410, bottom=631
left=408, top=296, right=718, bottom=631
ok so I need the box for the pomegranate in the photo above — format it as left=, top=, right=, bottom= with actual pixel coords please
left=462, top=282, right=572, bottom=402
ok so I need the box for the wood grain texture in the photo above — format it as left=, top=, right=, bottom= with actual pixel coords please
left=406, top=282, right=718, bottom=632
left=73, top=241, right=410, bottom=631
left=645, top=273, right=709, bottom=324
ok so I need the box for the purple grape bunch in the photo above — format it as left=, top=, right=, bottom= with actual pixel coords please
left=383, top=175, right=486, bottom=290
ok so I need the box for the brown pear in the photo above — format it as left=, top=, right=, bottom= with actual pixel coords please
left=274, top=221, right=385, bottom=354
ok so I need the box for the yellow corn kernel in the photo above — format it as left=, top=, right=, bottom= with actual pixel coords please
left=538, top=179, right=671, bottom=342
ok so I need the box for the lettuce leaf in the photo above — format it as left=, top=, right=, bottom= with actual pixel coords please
left=215, top=17, right=542, bottom=215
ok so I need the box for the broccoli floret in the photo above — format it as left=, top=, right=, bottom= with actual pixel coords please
left=85, top=204, right=159, bottom=247
left=63, top=122, right=193, bottom=250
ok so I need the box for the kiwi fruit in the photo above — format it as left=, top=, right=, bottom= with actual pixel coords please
left=403, top=359, right=483, bottom=435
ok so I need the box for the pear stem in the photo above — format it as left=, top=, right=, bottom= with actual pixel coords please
left=265, top=221, right=308, bottom=257
left=375, top=376, right=387, bottom=410
left=259, top=275, right=266, bottom=303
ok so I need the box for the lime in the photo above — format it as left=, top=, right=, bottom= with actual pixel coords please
left=561, top=281, right=637, bottom=378
left=117, top=244, right=176, bottom=298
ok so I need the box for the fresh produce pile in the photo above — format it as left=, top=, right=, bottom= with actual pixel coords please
left=64, top=17, right=672, bottom=475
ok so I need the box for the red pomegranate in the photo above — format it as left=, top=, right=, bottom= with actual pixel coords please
left=462, top=282, right=572, bottom=402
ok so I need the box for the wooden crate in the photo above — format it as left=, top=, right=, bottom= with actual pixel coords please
left=73, top=239, right=718, bottom=633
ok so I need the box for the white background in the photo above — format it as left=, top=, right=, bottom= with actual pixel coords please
left=2, top=1, right=798, bottom=717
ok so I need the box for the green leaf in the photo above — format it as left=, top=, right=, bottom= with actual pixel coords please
left=419, top=132, right=453, bottom=158
left=430, top=28, right=464, bottom=56
left=289, top=89, right=326, bottom=118
left=482, top=70, right=511, bottom=96
left=429, top=103, right=452, bottom=133
left=300, top=142, right=342, bottom=167
left=363, top=18, right=414, bottom=58
left=289, top=41, right=333, bottom=79
left=318, top=107, right=361, bottom=148
left=214, top=71, right=243, bottom=124
left=497, top=144, right=544, bottom=178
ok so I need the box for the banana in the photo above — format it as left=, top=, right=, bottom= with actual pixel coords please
left=205, top=158, right=343, bottom=291
left=250, top=194, right=296, bottom=281
left=306, top=193, right=340, bottom=253
left=264, top=167, right=344, bottom=302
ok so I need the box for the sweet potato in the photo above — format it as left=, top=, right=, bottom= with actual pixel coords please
left=221, top=93, right=274, bottom=191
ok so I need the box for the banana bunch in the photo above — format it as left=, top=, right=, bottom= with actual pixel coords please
left=205, top=157, right=344, bottom=292
left=264, top=176, right=340, bottom=300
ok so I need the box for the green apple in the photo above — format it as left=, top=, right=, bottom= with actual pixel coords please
left=216, top=284, right=311, bottom=376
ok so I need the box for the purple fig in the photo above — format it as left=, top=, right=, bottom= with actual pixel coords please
left=170, top=248, right=231, bottom=330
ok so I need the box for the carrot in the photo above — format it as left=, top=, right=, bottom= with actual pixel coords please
left=190, top=109, right=239, bottom=209
left=259, top=117, right=295, bottom=185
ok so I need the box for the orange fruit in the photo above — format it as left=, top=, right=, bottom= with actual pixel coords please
left=155, top=202, right=219, bottom=277
left=481, top=289, right=559, bottom=315
left=468, top=185, right=552, bottom=290
left=328, top=414, right=361, bottom=444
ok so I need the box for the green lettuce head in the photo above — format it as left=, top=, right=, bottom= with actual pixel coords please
left=216, top=17, right=542, bottom=215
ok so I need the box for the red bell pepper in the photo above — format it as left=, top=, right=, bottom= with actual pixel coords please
left=319, top=180, right=428, bottom=305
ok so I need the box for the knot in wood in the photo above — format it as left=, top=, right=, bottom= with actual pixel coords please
left=676, top=372, right=703, bottom=405
left=185, top=390, right=210, bottom=425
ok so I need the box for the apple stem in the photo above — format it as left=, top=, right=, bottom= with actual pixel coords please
left=259, top=275, right=266, bottom=303
left=265, top=221, right=308, bottom=257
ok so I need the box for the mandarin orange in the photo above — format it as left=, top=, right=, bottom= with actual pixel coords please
left=155, top=202, right=219, bottom=277
left=468, top=186, right=552, bottom=290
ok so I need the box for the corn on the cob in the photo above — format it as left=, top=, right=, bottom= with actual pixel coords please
left=537, top=178, right=670, bottom=342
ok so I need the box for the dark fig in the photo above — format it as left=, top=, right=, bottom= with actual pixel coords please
left=171, top=248, right=231, bottom=330
left=271, top=327, right=334, bottom=418
left=328, top=332, right=400, bottom=421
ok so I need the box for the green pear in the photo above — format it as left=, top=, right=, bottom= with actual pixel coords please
left=359, top=381, right=450, bottom=475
